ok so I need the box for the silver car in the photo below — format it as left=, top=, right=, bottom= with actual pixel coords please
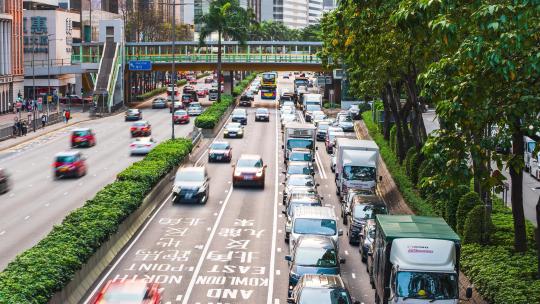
left=130, top=137, right=157, bottom=155
left=187, top=102, right=203, bottom=116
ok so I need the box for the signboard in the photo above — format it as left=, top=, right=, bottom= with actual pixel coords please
left=317, top=76, right=326, bottom=86
left=325, top=76, right=333, bottom=84
left=37, top=97, right=42, bottom=104
left=333, top=69, right=344, bottom=79
left=47, top=95, right=52, bottom=102
left=129, top=60, right=152, bottom=71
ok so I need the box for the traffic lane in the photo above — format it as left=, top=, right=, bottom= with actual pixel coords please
left=0, top=108, right=195, bottom=269
left=180, top=107, right=279, bottom=304
left=82, top=108, right=279, bottom=304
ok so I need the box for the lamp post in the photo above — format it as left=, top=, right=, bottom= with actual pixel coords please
left=46, top=34, right=63, bottom=117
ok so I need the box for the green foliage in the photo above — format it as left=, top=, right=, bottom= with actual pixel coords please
left=456, top=192, right=482, bottom=236
left=136, top=87, right=166, bottom=101
left=445, top=184, right=470, bottom=230
left=409, top=152, right=421, bottom=186
left=322, top=102, right=340, bottom=109
left=0, top=139, right=193, bottom=303
left=463, top=205, right=491, bottom=244
left=249, top=21, right=320, bottom=41
left=389, top=125, right=396, bottom=152
left=404, top=147, right=416, bottom=178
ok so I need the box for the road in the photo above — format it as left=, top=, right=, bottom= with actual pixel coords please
left=82, top=73, right=376, bottom=304
left=0, top=77, right=212, bottom=270
left=423, top=109, right=539, bottom=226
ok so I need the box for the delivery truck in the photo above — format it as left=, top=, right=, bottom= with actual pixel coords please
left=283, top=123, right=317, bottom=161
left=334, top=138, right=380, bottom=197
left=371, top=215, right=471, bottom=304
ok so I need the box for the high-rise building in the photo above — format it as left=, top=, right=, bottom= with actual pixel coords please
left=307, top=0, right=322, bottom=25
left=0, top=0, right=23, bottom=114
left=322, top=0, right=334, bottom=12
left=278, top=0, right=308, bottom=29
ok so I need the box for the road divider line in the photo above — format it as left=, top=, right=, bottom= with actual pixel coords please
left=315, top=152, right=327, bottom=179
left=84, top=193, right=173, bottom=304
left=267, top=108, right=279, bottom=304
left=182, top=184, right=234, bottom=304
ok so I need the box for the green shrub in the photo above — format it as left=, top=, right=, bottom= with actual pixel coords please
left=195, top=94, right=234, bottom=129
left=410, top=152, right=421, bottom=186
left=445, top=184, right=470, bottom=229
left=404, top=147, right=416, bottom=177
left=463, top=205, right=492, bottom=244
left=456, top=191, right=481, bottom=236
left=136, top=87, right=167, bottom=101
left=0, top=139, right=193, bottom=303
left=389, top=125, right=396, bottom=152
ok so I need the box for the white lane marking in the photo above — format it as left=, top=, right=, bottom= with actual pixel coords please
left=83, top=193, right=173, bottom=304
left=182, top=185, right=234, bottom=304
left=0, top=230, right=5, bottom=236
left=274, top=299, right=280, bottom=304
left=44, top=203, right=50, bottom=207
left=176, top=295, right=183, bottom=301
left=267, top=107, right=279, bottom=304
left=24, top=216, right=30, bottom=220
left=219, top=200, right=223, bottom=204
left=276, top=270, right=281, bottom=275
left=344, top=250, right=349, bottom=255
left=277, top=247, right=282, bottom=252
left=314, top=152, right=327, bottom=179
left=213, top=212, right=218, bottom=216
left=352, top=273, right=356, bottom=279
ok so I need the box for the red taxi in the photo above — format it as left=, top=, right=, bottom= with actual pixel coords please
left=92, top=280, right=161, bottom=304
left=232, top=154, right=267, bottom=189
left=196, top=88, right=208, bottom=97
left=130, top=121, right=152, bottom=137
left=173, top=110, right=190, bottom=124
left=71, top=128, right=96, bottom=148
left=53, top=151, right=87, bottom=179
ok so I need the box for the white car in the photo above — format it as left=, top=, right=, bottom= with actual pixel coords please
left=130, top=137, right=157, bottom=155
left=187, top=102, right=203, bottom=116
left=311, top=111, right=327, bottom=124
left=224, top=122, right=244, bottom=138
left=249, top=85, right=259, bottom=94
left=280, top=105, right=295, bottom=115
left=281, top=101, right=295, bottom=110
left=281, top=113, right=297, bottom=128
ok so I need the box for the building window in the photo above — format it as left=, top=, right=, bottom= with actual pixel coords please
left=31, top=17, right=48, bottom=34
left=0, top=0, right=4, bottom=13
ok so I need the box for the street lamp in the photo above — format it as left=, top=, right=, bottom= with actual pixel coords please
left=46, top=34, right=63, bottom=117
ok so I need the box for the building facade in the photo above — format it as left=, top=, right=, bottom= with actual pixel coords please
left=308, top=0, right=322, bottom=25
left=0, top=0, right=23, bottom=114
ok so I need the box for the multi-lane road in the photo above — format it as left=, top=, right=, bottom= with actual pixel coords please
left=0, top=78, right=212, bottom=269
left=81, top=74, right=377, bottom=304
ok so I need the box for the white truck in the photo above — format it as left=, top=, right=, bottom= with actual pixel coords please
left=334, top=138, right=380, bottom=197
left=283, top=123, right=317, bottom=162
left=302, top=93, right=323, bottom=107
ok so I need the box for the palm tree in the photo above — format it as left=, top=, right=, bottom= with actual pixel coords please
left=197, top=0, right=250, bottom=102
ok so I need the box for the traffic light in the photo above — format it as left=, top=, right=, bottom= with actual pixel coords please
left=81, top=88, right=84, bottom=95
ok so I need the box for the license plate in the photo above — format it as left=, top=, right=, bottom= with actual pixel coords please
left=229, top=133, right=236, bottom=137
left=185, top=193, right=193, bottom=199
left=216, top=156, right=222, bottom=160
left=244, top=176, right=253, bottom=180
left=59, top=167, right=68, bottom=172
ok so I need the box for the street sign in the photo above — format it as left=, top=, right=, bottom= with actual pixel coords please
left=47, top=95, right=52, bottom=102
left=129, top=60, right=152, bottom=71
left=326, top=76, right=333, bottom=85
left=37, top=98, right=42, bottom=104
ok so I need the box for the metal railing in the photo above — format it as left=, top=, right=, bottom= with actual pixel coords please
left=24, top=59, right=74, bottom=68
left=0, top=112, right=62, bottom=142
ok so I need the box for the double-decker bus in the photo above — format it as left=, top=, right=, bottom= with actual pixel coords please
left=260, top=72, right=278, bottom=100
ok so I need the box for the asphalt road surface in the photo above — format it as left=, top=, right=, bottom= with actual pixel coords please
left=0, top=78, right=212, bottom=270
left=82, top=73, right=377, bottom=304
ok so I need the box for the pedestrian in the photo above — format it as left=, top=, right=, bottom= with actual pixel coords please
left=12, top=121, right=17, bottom=137
left=41, top=114, right=47, bottom=128
left=62, top=109, right=66, bottom=123
left=21, top=121, right=27, bottom=136
left=65, top=109, right=71, bottom=123
left=16, top=120, right=21, bottom=136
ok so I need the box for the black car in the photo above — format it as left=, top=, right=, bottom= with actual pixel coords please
left=239, top=92, right=254, bottom=106
left=0, top=168, right=11, bottom=194
left=255, top=108, right=270, bottom=122
left=285, top=236, right=344, bottom=294
left=340, top=189, right=376, bottom=217
left=288, top=274, right=359, bottom=304
left=345, top=198, right=387, bottom=245
left=208, top=141, right=232, bottom=162
left=125, top=109, right=142, bottom=121
left=172, top=167, right=210, bottom=204
left=231, top=109, right=248, bottom=125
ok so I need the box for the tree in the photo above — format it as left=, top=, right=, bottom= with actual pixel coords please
left=197, top=0, right=250, bottom=102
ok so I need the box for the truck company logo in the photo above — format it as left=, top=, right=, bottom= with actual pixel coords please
left=407, top=245, right=433, bottom=254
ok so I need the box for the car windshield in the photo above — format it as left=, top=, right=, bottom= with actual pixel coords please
left=73, top=131, right=89, bottom=136
left=237, top=158, right=262, bottom=168
left=133, top=122, right=147, bottom=127
left=367, top=227, right=376, bottom=239
left=211, top=143, right=229, bottom=150
left=175, top=110, right=187, bottom=115
left=287, top=139, right=314, bottom=150
left=288, top=164, right=311, bottom=175
left=290, top=152, right=312, bottom=162
left=175, top=170, right=205, bottom=182
left=343, top=166, right=376, bottom=181
left=256, top=109, right=269, bottom=114
left=298, top=288, right=351, bottom=304
left=233, top=110, right=247, bottom=117
left=318, top=124, right=330, bottom=131
left=56, top=155, right=76, bottom=163
left=294, top=219, right=337, bottom=236
left=127, top=110, right=139, bottom=114
left=396, top=271, right=458, bottom=300
left=226, top=123, right=241, bottom=129
left=189, top=104, right=201, bottom=109
left=103, top=290, right=145, bottom=302
left=288, top=175, right=315, bottom=187
left=295, top=247, right=337, bottom=267
left=527, top=141, right=536, bottom=153
left=339, top=116, right=353, bottom=122
left=353, top=205, right=387, bottom=221
left=287, top=201, right=320, bottom=217
left=306, top=105, right=321, bottom=111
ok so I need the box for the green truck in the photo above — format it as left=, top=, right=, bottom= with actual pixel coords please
left=370, top=215, right=472, bottom=304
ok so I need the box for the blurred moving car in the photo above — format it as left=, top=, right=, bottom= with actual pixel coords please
left=0, top=168, right=11, bottom=194
left=187, top=102, right=203, bottom=116
left=231, top=109, right=248, bottom=125
left=130, top=137, right=157, bottom=156
left=53, top=151, right=87, bottom=179
left=151, top=97, right=167, bottom=109
left=239, top=92, right=254, bottom=107
left=173, top=110, right=190, bottom=124
left=130, top=121, right=152, bottom=137
left=232, top=154, right=267, bottom=188
left=224, top=122, right=244, bottom=138
left=196, top=88, right=208, bottom=97
left=208, top=141, right=232, bottom=162
left=125, top=109, right=142, bottom=121
left=249, top=84, right=259, bottom=94
left=169, top=99, right=184, bottom=112
left=172, top=167, right=210, bottom=204
left=71, top=128, right=96, bottom=148
left=91, top=280, right=161, bottom=304
left=255, top=108, right=270, bottom=122
left=181, top=92, right=198, bottom=106
left=288, top=274, right=360, bottom=304
left=208, top=89, right=219, bottom=101
left=348, top=104, right=361, bottom=119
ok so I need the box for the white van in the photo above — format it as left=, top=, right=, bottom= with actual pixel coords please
left=289, top=206, right=342, bottom=251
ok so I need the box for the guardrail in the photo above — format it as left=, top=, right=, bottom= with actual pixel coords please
left=73, top=54, right=322, bottom=64
left=0, top=112, right=62, bottom=142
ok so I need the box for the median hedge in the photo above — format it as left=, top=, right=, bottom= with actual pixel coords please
left=362, top=111, right=540, bottom=303
left=232, top=73, right=257, bottom=97
left=0, top=139, right=193, bottom=304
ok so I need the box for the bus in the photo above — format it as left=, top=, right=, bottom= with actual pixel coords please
left=261, top=72, right=278, bottom=100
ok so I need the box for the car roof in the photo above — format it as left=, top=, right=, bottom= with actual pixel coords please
left=293, top=206, right=336, bottom=219
left=127, top=108, right=140, bottom=112
left=177, top=166, right=204, bottom=174
left=291, top=148, right=311, bottom=153
left=72, top=128, right=91, bottom=132
left=299, top=274, right=345, bottom=289
left=132, top=137, right=153, bottom=142
left=226, top=122, right=241, bottom=126
left=256, top=108, right=269, bottom=111
left=288, top=161, right=311, bottom=166
left=238, top=154, right=262, bottom=160
left=55, top=151, right=80, bottom=157
left=211, top=141, right=230, bottom=146
left=288, top=174, right=313, bottom=179
left=297, top=235, right=336, bottom=249
left=352, top=195, right=385, bottom=205
left=133, top=120, right=149, bottom=124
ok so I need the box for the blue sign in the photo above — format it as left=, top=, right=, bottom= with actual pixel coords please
left=129, top=60, right=152, bottom=71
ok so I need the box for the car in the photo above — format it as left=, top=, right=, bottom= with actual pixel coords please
left=340, top=188, right=375, bottom=210
left=348, top=104, right=361, bottom=119
left=232, top=154, right=267, bottom=188
left=283, top=195, right=322, bottom=242
left=125, top=109, right=142, bottom=121
left=284, top=186, right=320, bottom=206
left=172, top=167, right=210, bottom=204
left=181, top=92, right=198, bottom=106
left=325, top=126, right=345, bottom=153
left=173, top=110, right=190, bottom=124
left=255, top=108, right=270, bottom=122
left=288, top=274, right=360, bottom=304
left=151, top=97, right=167, bottom=109
left=342, top=194, right=386, bottom=224
left=183, top=85, right=195, bottom=93
left=281, top=105, right=295, bottom=115
left=0, top=168, right=11, bottom=194
left=303, top=104, right=322, bottom=122
left=205, top=78, right=214, bottom=84
left=359, top=219, right=376, bottom=262
left=288, top=148, right=313, bottom=163
left=283, top=161, right=314, bottom=177
left=282, top=174, right=318, bottom=204
left=208, top=88, right=219, bottom=101
left=311, top=111, right=327, bottom=124
left=283, top=74, right=290, bottom=79
left=281, top=101, right=295, bottom=110
left=224, top=122, right=244, bottom=138
left=249, top=85, right=259, bottom=94
left=231, top=108, right=248, bottom=125
left=285, top=236, right=344, bottom=293
left=130, top=121, right=152, bottom=137
left=336, top=114, right=354, bottom=132
left=281, top=113, right=297, bottom=129
left=208, top=141, right=232, bottom=162
left=196, top=88, right=208, bottom=97
left=130, top=137, right=157, bottom=155
left=71, top=128, right=96, bottom=148
left=91, top=280, right=161, bottom=304
left=239, top=92, right=254, bottom=107
left=169, top=99, right=184, bottom=112
left=187, top=102, right=203, bottom=116
left=53, top=151, right=87, bottom=179
left=345, top=198, right=388, bottom=245
left=315, top=121, right=331, bottom=141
